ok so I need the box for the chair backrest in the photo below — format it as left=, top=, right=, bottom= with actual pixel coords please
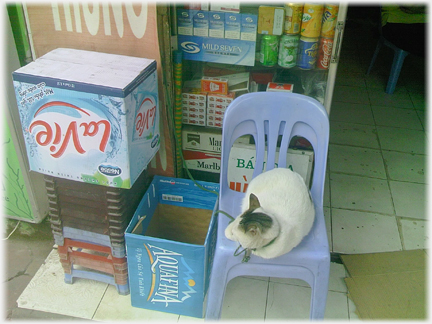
left=219, top=92, right=329, bottom=227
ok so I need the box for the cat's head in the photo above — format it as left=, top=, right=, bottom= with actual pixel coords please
left=231, top=193, right=280, bottom=250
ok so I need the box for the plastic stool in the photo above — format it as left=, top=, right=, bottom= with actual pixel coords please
left=58, top=238, right=129, bottom=295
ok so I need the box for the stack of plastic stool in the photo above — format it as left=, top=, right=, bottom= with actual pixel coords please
left=58, top=238, right=129, bottom=295
left=45, top=170, right=150, bottom=293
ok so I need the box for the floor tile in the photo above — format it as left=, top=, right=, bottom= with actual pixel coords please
left=399, top=218, right=428, bottom=250
left=409, top=92, right=427, bottom=110
left=94, top=285, right=180, bottom=321
left=269, top=262, right=347, bottom=294
left=333, top=85, right=370, bottom=105
left=372, top=106, right=423, bottom=130
left=266, top=283, right=310, bottom=320
left=324, top=207, right=332, bottom=250
left=330, top=122, right=380, bottom=149
left=329, top=144, right=386, bottom=179
left=325, top=291, right=350, bottom=320
left=376, top=126, right=426, bottom=154
left=266, top=282, right=349, bottom=320
left=348, top=297, right=361, bottom=321
left=221, top=277, right=268, bottom=320
left=324, top=171, right=331, bottom=207
left=382, top=151, right=426, bottom=183
left=330, top=102, right=375, bottom=125
left=368, top=88, right=415, bottom=109
left=389, top=181, right=427, bottom=219
left=332, top=209, right=402, bottom=254
left=329, top=173, right=394, bottom=214
left=17, top=250, right=108, bottom=320
left=335, top=72, right=367, bottom=88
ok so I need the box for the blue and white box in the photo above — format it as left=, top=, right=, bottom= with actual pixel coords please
left=241, top=13, right=258, bottom=41
left=224, top=12, right=241, bottom=39
left=12, top=48, right=160, bottom=189
left=178, top=35, right=256, bottom=66
left=209, top=11, right=225, bottom=38
left=178, top=9, right=196, bottom=36
left=125, top=176, right=219, bottom=318
left=193, top=11, right=209, bottom=37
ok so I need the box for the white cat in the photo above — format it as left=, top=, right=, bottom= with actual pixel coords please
left=225, top=168, right=315, bottom=259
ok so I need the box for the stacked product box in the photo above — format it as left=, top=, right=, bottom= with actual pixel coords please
left=206, top=92, right=235, bottom=128
left=12, top=48, right=159, bottom=294
left=182, top=89, right=207, bottom=126
left=181, top=126, right=314, bottom=189
left=177, top=9, right=257, bottom=66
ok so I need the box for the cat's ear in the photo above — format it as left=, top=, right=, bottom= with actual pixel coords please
left=249, top=193, right=261, bottom=210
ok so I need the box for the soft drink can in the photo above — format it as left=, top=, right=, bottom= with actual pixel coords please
left=317, top=37, right=333, bottom=69
left=278, top=34, right=300, bottom=68
left=260, top=35, right=279, bottom=66
left=321, top=3, right=339, bottom=38
left=300, top=3, right=324, bottom=38
left=297, top=36, right=319, bottom=69
left=284, top=3, right=303, bottom=34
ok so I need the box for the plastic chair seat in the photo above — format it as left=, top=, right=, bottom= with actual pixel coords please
left=205, top=92, right=330, bottom=320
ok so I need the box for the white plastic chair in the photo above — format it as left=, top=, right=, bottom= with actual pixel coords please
left=205, top=92, right=330, bottom=320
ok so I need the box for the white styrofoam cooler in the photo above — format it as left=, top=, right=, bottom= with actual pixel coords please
left=12, top=48, right=160, bottom=189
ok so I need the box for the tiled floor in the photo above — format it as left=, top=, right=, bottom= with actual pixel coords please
left=5, top=6, right=427, bottom=321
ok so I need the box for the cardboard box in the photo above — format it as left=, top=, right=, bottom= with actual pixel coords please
left=125, top=176, right=219, bottom=318
left=201, top=76, right=228, bottom=94
left=182, top=141, right=313, bottom=189
left=12, top=48, right=160, bottom=189
left=183, top=150, right=221, bottom=173
left=241, top=14, right=258, bottom=41
left=209, top=11, right=225, bottom=38
left=182, top=125, right=222, bottom=152
left=341, top=250, right=426, bottom=320
left=177, top=9, right=197, bottom=36
left=210, top=3, right=240, bottom=13
left=177, top=35, right=256, bottom=66
left=266, top=82, right=294, bottom=92
left=258, top=6, right=285, bottom=35
left=193, top=11, right=209, bottom=37
left=224, top=12, right=241, bottom=40
left=228, top=143, right=314, bottom=191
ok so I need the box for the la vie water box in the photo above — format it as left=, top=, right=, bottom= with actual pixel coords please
left=12, top=48, right=160, bottom=189
left=125, top=176, right=219, bottom=318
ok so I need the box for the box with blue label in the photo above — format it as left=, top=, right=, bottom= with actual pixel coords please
left=178, top=35, right=256, bottom=66
left=12, top=48, right=160, bottom=189
left=177, top=11, right=257, bottom=66
left=125, top=176, right=219, bottom=318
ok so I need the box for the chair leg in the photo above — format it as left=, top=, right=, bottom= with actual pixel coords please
left=367, top=39, right=383, bottom=75
left=205, top=252, right=230, bottom=320
left=309, top=261, right=330, bottom=320
left=386, top=49, right=409, bottom=94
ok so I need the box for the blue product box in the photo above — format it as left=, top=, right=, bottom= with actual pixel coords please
left=177, top=9, right=197, bottom=36
left=224, top=12, right=241, bottom=39
left=193, top=11, right=209, bottom=37
left=178, top=35, right=256, bottom=66
left=209, top=11, right=225, bottom=38
left=125, top=176, right=219, bottom=318
left=241, top=13, right=258, bottom=41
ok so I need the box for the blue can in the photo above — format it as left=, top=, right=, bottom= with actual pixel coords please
left=297, top=36, right=319, bottom=69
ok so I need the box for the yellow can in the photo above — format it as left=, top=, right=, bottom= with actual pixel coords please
left=321, top=3, right=339, bottom=38
left=300, top=3, right=324, bottom=38
left=284, top=3, right=303, bottom=34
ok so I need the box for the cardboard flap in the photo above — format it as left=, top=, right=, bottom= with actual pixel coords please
left=342, top=250, right=427, bottom=320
